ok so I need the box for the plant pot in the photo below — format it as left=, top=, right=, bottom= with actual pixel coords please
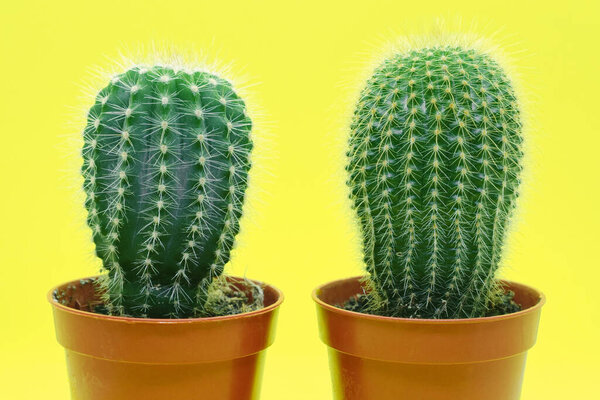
left=49, top=276, right=283, bottom=400
left=313, top=276, right=544, bottom=400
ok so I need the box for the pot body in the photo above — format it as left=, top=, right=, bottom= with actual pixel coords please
left=313, top=277, right=544, bottom=400
left=49, top=276, right=283, bottom=400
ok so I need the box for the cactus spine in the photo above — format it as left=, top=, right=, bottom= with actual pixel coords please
left=347, top=46, right=523, bottom=318
left=82, top=65, right=252, bottom=318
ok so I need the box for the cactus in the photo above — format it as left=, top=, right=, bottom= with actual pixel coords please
left=347, top=46, right=523, bottom=318
left=82, top=65, right=253, bottom=318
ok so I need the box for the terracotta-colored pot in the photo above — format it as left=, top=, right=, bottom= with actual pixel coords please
left=313, top=276, right=544, bottom=400
left=49, top=276, right=283, bottom=400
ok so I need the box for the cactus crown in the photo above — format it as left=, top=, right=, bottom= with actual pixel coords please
left=82, top=65, right=252, bottom=318
left=347, top=46, right=523, bottom=318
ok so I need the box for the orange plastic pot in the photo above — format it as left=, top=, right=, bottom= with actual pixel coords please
left=49, top=276, right=283, bottom=400
left=313, top=276, right=544, bottom=400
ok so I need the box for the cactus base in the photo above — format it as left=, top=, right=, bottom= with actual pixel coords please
left=52, top=275, right=265, bottom=318
left=341, top=280, right=521, bottom=318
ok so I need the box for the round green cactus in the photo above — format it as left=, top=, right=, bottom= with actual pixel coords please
left=82, top=65, right=252, bottom=318
left=347, top=46, right=523, bottom=318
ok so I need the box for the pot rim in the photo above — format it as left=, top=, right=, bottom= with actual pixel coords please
left=49, top=275, right=284, bottom=324
left=312, top=275, right=545, bottom=325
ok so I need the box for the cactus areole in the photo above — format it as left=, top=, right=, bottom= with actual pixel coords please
left=82, top=66, right=253, bottom=318
left=347, top=46, right=523, bottom=319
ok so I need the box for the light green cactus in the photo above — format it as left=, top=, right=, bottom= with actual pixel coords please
left=347, top=46, right=523, bottom=318
left=82, top=65, right=254, bottom=318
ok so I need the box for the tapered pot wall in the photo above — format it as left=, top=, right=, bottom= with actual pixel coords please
left=313, top=277, right=544, bottom=400
left=49, top=276, right=283, bottom=400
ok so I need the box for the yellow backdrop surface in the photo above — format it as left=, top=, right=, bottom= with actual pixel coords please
left=1, top=1, right=598, bottom=398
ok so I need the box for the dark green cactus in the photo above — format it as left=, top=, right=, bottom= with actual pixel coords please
left=347, top=46, right=523, bottom=318
left=82, top=65, right=252, bottom=318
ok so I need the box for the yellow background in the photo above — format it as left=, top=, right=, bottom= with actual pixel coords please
left=1, top=0, right=598, bottom=398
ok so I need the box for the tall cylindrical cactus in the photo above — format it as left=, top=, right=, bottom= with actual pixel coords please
left=347, top=46, right=523, bottom=318
left=82, top=65, right=252, bottom=318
